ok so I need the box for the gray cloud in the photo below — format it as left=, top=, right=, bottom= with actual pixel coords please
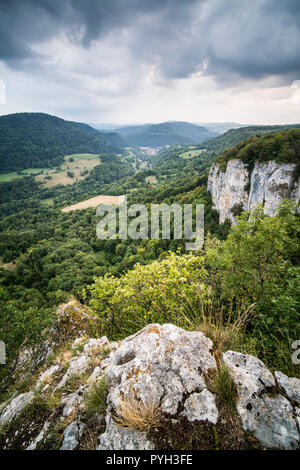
left=0, top=0, right=299, bottom=83
left=0, top=0, right=299, bottom=124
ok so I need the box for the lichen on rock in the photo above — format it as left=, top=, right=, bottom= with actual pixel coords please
left=0, top=317, right=299, bottom=450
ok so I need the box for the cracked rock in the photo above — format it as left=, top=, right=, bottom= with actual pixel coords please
left=275, top=371, right=300, bottom=404
left=0, top=392, right=35, bottom=427
left=224, top=351, right=300, bottom=449
left=106, top=324, right=216, bottom=418
left=60, top=420, right=84, bottom=450
left=97, top=412, right=154, bottom=450
left=182, top=389, right=218, bottom=424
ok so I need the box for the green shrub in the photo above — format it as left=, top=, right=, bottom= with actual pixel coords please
left=88, top=252, right=209, bottom=339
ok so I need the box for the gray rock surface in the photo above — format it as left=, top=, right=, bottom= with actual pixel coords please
left=26, top=422, right=50, bottom=450
left=0, top=392, right=35, bottom=427
left=207, top=160, right=299, bottom=223
left=223, top=351, right=300, bottom=449
left=275, top=371, right=300, bottom=404
left=237, top=394, right=299, bottom=450
left=61, top=390, right=84, bottom=417
left=223, top=350, right=275, bottom=395
left=97, top=412, right=154, bottom=450
left=56, top=336, right=111, bottom=390
left=105, top=323, right=216, bottom=417
left=60, top=420, right=84, bottom=450
left=182, top=389, right=218, bottom=424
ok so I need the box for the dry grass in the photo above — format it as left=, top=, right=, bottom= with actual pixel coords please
left=35, top=154, right=100, bottom=188
left=0, top=261, right=16, bottom=271
left=184, top=295, right=255, bottom=355
left=61, top=194, right=125, bottom=212
left=113, top=397, right=161, bottom=433
left=47, top=342, right=73, bottom=365
left=87, top=346, right=111, bottom=369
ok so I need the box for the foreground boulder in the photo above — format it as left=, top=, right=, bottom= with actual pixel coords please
left=223, top=351, right=300, bottom=450
left=0, top=321, right=299, bottom=450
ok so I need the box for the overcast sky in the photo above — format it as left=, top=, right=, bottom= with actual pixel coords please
left=0, top=0, right=299, bottom=125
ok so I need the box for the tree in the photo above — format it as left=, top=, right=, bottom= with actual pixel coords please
left=205, top=202, right=300, bottom=337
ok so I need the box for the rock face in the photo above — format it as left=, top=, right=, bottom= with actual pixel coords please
left=60, top=420, right=85, bottom=450
left=99, top=324, right=217, bottom=449
left=207, top=160, right=299, bottom=223
left=105, top=324, right=216, bottom=416
left=0, top=392, right=34, bottom=427
left=97, top=413, right=155, bottom=450
left=0, top=322, right=299, bottom=450
left=223, top=351, right=300, bottom=450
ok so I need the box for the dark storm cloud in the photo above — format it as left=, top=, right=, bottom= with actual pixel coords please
left=0, top=0, right=71, bottom=62
left=0, top=0, right=299, bottom=83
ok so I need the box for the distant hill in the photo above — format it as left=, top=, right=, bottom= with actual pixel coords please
left=200, top=124, right=300, bottom=155
left=195, top=122, right=248, bottom=134
left=0, top=113, right=123, bottom=171
left=108, top=121, right=219, bottom=147
left=74, top=121, right=127, bottom=148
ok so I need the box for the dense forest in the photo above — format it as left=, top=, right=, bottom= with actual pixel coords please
left=0, top=113, right=123, bottom=171
left=214, top=128, right=300, bottom=173
left=200, top=123, right=300, bottom=155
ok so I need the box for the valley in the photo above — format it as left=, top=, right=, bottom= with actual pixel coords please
left=1, top=0, right=299, bottom=453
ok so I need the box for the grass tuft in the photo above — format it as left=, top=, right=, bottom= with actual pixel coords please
left=113, top=397, right=161, bottom=433
left=206, top=362, right=236, bottom=410
left=84, top=376, right=107, bottom=416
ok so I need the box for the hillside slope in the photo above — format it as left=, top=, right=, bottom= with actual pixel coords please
left=0, top=113, right=122, bottom=171
left=201, top=124, right=300, bottom=155
left=114, top=121, right=219, bottom=147
left=74, top=121, right=127, bottom=148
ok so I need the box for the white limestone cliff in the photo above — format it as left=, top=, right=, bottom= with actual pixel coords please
left=207, top=159, right=299, bottom=223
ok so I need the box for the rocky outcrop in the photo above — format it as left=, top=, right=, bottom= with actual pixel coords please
left=0, top=392, right=35, bottom=427
left=98, top=413, right=155, bottom=450
left=60, top=421, right=85, bottom=450
left=207, top=160, right=299, bottom=223
left=223, top=351, right=300, bottom=450
left=0, top=322, right=299, bottom=450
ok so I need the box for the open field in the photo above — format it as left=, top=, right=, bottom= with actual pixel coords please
left=64, top=153, right=100, bottom=160
left=62, top=194, right=126, bottom=212
left=0, top=257, right=17, bottom=271
left=145, top=175, right=158, bottom=185
left=180, top=149, right=207, bottom=159
left=35, top=154, right=100, bottom=188
left=0, top=168, right=51, bottom=182
left=40, top=198, right=54, bottom=207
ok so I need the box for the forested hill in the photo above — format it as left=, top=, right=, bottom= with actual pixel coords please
left=215, top=128, right=300, bottom=171
left=72, top=121, right=127, bottom=148
left=114, top=121, right=219, bottom=147
left=200, top=123, right=300, bottom=155
left=0, top=113, right=123, bottom=171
